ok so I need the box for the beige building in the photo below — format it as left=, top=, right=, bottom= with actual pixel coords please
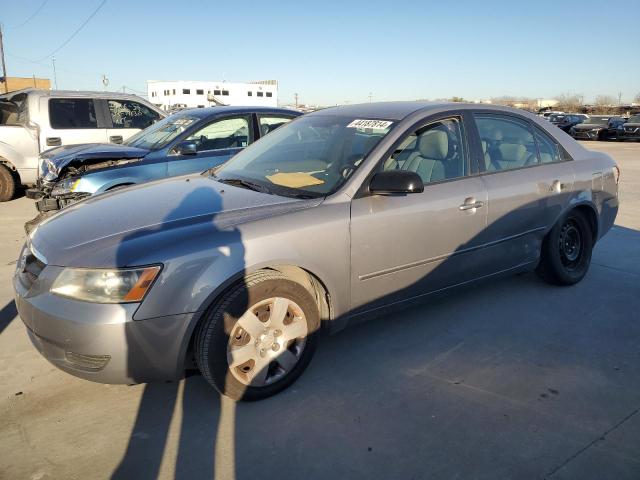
left=0, top=76, right=51, bottom=94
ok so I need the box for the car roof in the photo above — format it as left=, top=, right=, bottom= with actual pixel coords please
left=170, top=105, right=302, bottom=120
left=0, top=88, right=150, bottom=101
left=306, top=101, right=538, bottom=121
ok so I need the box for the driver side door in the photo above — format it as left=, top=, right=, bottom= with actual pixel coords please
left=350, top=114, right=490, bottom=314
left=167, top=115, right=253, bottom=177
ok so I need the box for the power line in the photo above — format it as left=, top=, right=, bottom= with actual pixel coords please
left=34, top=0, right=107, bottom=62
left=8, top=0, right=49, bottom=29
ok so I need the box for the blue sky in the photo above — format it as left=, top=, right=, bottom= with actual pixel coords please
left=3, top=0, right=639, bottom=105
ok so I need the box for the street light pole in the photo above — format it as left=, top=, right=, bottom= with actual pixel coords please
left=0, top=25, right=8, bottom=93
left=51, top=56, right=58, bottom=89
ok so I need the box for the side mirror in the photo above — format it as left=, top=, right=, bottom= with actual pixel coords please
left=369, top=170, right=424, bottom=195
left=176, top=141, right=197, bottom=155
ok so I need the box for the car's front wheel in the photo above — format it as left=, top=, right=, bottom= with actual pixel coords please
left=0, top=163, right=17, bottom=202
left=195, top=270, right=320, bottom=401
left=536, top=209, right=593, bottom=285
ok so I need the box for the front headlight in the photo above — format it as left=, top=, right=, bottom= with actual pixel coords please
left=51, top=177, right=82, bottom=196
left=51, top=266, right=161, bottom=303
left=40, top=158, right=59, bottom=182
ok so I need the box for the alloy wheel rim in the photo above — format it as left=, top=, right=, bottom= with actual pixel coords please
left=559, top=219, right=582, bottom=269
left=226, top=297, right=308, bottom=387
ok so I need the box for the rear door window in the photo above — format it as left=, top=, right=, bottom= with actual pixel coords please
left=49, top=99, right=98, bottom=129
left=533, top=128, right=562, bottom=163
left=258, top=115, right=294, bottom=137
left=474, top=114, right=537, bottom=171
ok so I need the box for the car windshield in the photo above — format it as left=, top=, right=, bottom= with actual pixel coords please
left=628, top=115, right=640, bottom=123
left=549, top=114, right=564, bottom=121
left=124, top=114, right=199, bottom=150
left=214, top=114, right=394, bottom=197
left=585, top=117, right=609, bottom=125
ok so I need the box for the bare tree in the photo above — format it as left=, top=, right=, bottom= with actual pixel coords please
left=554, top=94, right=583, bottom=113
left=594, top=95, right=617, bottom=114
left=634, top=92, right=640, bottom=104
left=490, top=96, right=538, bottom=111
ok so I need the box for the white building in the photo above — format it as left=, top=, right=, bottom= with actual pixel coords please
left=147, top=80, right=278, bottom=110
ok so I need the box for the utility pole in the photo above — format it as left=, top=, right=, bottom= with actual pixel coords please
left=51, top=56, right=58, bottom=89
left=618, top=92, right=622, bottom=106
left=294, top=92, right=298, bottom=108
left=368, top=92, right=373, bottom=103
left=0, top=25, right=8, bottom=93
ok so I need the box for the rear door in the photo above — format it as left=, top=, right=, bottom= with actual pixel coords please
left=41, top=98, right=108, bottom=150
left=471, top=112, right=575, bottom=271
left=103, top=98, right=162, bottom=145
left=350, top=113, right=490, bottom=313
left=167, top=115, right=253, bottom=177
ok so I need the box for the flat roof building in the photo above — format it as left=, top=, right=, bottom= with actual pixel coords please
left=147, top=80, right=278, bottom=110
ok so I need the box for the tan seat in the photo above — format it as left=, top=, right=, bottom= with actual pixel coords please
left=401, top=129, right=448, bottom=183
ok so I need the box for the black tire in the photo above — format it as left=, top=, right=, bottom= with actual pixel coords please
left=536, top=210, right=593, bottom=286
left=195, top=270, right=320, bottom=401
left=0, top=164, right=17, bottom=202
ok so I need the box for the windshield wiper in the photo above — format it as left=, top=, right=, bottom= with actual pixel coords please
left=216, top=178, right=271, bottom=194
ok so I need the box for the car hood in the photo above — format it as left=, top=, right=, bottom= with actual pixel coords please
left=623, top=123, right=640, bottom=128
left=573, top=123, right=605, bottom=130
left=41, top=143, right=150, bottom=177
left=29, top=174, right=322, bottom=268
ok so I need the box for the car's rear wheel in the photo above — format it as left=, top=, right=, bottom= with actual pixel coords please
left=536, top=209, right=593, bottom=285
left=195, top=270, right=320, bottom=401
left=0, top=163, right=17, bottom=202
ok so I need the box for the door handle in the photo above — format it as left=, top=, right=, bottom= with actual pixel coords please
left=109, top=135, right=123, bottom=144
left=459, top=198, right=485, bottom=211
left=551, top=179, right=567, bottom=193
left=46, top=137, right=62, bottom=146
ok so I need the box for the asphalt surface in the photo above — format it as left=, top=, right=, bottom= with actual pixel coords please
left=0, top=141, right=639, bottom=480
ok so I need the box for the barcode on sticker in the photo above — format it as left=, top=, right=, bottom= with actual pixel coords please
left=346, top=119, right=393, bottom=129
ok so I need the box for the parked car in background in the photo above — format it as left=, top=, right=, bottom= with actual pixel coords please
left=0, top=89, right=165, bottom=201
left=570, top=116, right=626, bottom=141
left=28, top=106, right=301, bottom=219
left=620, top=114, right=640, bottom=141
left=549, top=114, right=588, bottom=133
left=14, top=102, right=619, bottom=401
left=538, top=110, right=564, bottom=119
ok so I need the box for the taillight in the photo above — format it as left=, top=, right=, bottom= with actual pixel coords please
left=613, top=166, right=620, bottom=185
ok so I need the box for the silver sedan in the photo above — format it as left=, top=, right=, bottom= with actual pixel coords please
left=14, top=102, right=619, bottom=400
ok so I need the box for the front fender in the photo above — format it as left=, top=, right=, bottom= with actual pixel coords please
left=0, top=141, right=25, bottom=169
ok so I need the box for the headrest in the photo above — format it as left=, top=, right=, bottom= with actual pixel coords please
left=498, top=143, right=527, bottom=162
left=418, top=129, right=448, bottom=160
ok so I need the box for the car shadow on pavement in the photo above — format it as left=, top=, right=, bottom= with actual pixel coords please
left=111, top=377, right=222, bottom=480
left=0, top=300, right=17, bottom=335
left=111, top=184, right=247, bottom=480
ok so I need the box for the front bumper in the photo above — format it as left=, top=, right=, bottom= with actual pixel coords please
left=571, top=130, right=600, bottom=140
left=34, top=193, right=90, bottom=213
left=13, top=267, right=196, bottom=384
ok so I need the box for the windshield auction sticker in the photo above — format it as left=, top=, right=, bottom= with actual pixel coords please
left=346, top=119, right=393, bottom=129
